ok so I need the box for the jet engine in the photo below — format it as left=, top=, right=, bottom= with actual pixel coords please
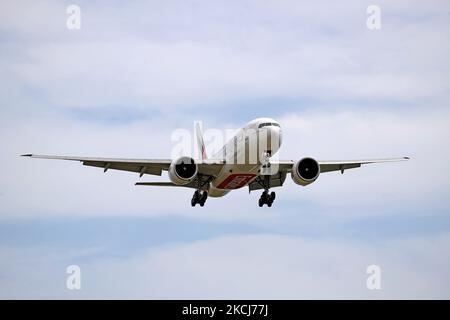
left=169, top=156, right=198, bottom=185
left=291, top=157, right=320, bottom=186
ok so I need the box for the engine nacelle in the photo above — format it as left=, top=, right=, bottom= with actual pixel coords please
left=291, top=157, right=320, bottom=186
left=169, top=156, right=198, bottom=185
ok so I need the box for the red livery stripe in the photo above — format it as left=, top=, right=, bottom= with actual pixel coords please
left=216, top=174, right=256, bottom=189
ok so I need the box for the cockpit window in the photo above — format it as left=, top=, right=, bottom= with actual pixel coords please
left=258, top=122, right=280, bottom=128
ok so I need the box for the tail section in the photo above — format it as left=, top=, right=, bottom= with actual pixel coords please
left=195, top=121, right=208, bottom=160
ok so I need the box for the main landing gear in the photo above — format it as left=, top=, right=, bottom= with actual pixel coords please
left=258, top=190, right=276, bottom=207
left=191, top=190, right=208, bottom=207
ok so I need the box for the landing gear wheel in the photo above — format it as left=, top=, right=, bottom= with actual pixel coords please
left=270, top=192, right=276, bottom=202
left=199, top=191, right=208, bottom=206
left=191, top=190, right=200, bottom=207
left=258, top=190, right=275, bottom=207
left=262, top=191, right=268, bottom=201
left=258, top=198, right=263, bottom=207
left=192, top=190, right=207, bottom=207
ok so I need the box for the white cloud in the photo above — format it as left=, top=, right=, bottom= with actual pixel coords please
left=1, top=0, right=448, bottom=111
left=2, top=233, right=450, bottom=299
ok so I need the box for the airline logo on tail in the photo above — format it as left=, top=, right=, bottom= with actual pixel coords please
left=195, top=121, right=208, bottom=161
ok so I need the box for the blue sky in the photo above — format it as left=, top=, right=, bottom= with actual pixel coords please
left=1, top=0, right=450, bottom=299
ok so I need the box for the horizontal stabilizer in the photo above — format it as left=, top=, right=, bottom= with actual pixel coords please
left=135, top=182, right=179, bottom=187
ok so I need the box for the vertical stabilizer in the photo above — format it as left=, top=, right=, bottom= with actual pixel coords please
left=195, top=121, right=208, bottom=160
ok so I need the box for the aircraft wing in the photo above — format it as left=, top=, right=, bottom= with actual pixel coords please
left=21, top=154, right=224, bottom=177
left=247, top=157, right=409, bottom=191
left=22, top=154, right=409, bottom=191
left=274, top=157, right=410, bottom=174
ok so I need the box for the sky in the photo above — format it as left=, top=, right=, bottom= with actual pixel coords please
left=0, top=0, right=450, bottom=299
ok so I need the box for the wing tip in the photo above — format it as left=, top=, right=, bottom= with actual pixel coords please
left=21, top=154, right=33, bottom=157
left=404, top=156, right=410, bottom=160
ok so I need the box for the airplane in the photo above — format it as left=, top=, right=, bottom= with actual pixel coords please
left=22, top=117, right=409, bottom=207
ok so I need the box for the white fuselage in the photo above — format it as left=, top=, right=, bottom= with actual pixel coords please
left=208, top=117, right=282, bottom=197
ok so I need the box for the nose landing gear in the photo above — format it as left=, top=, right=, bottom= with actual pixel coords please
left=191, top=190, right=208, bottom=207
left=258, top=190, right=275, bottom=207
